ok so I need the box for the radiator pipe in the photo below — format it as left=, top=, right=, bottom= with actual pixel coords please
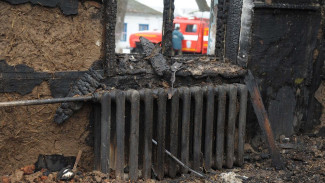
left=0, top=94, right=99, bottom=107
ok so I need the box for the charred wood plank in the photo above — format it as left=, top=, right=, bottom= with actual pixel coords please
left=244, top=70, right=284, bottom=169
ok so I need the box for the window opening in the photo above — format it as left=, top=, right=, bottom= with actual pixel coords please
left=121, top=23, right=128, bottom=42
left=139, top=24, right=149, bottom=31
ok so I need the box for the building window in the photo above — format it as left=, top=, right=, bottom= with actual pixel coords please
left=121, top=23, right=127, bottom=42
left=185, top=24, right=197, bottom=33
left=139, top=24, right=149, bottom=31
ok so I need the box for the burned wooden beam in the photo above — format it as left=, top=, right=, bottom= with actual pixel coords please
left=244, top=70, right=284, bottom=169
left=162, top=0, right=175, bottom=57
left=103, top=0, right=117, bottom=76
left=215, top=0, right=228, bottom=58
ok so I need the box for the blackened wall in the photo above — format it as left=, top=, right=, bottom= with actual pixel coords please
left=247, top=2, right=323, bottom=137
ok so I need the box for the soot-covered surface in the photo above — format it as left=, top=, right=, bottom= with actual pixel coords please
left=4, top=0, right=79, bottom=15
left=248, top=7, right=321, bottom=137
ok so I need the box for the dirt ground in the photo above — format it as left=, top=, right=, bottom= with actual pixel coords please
left=0, top=1, right=103, bottom=72
left=1, top=134, right=324, bottom=183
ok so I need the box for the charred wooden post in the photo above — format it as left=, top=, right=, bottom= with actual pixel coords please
left=162, top=0, right=175, bottom=58
left=215, top=0, right=228, bottom=58
left=103, top=0, right=117, bottom=76
left=224, top=0, right=243, bottom=64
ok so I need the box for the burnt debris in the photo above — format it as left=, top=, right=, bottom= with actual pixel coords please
left=35, top=154, right=76, bottom=172
left=140, top=37, right=171, bottom=76
left=54, top=68, right=103, bottom=124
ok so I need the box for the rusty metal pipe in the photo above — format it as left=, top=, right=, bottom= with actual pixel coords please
left=0, top=95, right=97, bottom=107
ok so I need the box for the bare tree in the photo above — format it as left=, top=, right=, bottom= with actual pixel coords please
left=195, top=0, right=210, bottom=11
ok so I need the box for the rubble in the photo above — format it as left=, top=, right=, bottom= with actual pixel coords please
left=2, top=135, right=323, bottom=182
left=20, top=165, right=35, bottom=175
left=10, top=169, right=24, bottom=182
left=219, top=172, right=243, bottom=183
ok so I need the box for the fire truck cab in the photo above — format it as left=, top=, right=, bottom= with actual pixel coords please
left=129, top=17, right=209, bottom=54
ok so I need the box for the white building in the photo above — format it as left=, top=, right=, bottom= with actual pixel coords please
left=116, top=0, right=163, bottom=53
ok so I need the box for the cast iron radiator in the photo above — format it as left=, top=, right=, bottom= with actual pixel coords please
left=94, top=84, right=248, bottom=180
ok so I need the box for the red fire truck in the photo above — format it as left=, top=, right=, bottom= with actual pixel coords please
left=129, top=17, right=210, bottom=54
